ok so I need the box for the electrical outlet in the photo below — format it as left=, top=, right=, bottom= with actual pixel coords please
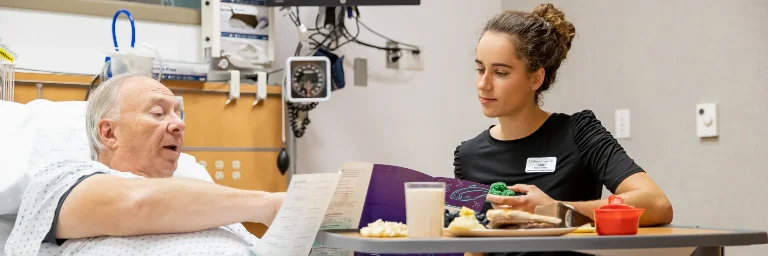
left=614, top=109, right=630, bottom=139
left=403, top=50, right=424, bottom=71
left=215, top=160, right=224, bottom=170
left=385, top=41, right=400, bottom=70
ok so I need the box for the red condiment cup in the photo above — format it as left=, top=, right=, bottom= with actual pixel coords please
left=593, top=195, right=644, bottom=236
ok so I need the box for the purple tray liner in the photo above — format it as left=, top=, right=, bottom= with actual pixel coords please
left=353, top=164, right=490, bottom=256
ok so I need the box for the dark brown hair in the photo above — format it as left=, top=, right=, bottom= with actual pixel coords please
left=482, top=3, right=576, bottom=104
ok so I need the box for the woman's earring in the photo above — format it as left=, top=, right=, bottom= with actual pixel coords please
left=537, top=94, right=545, bottom=106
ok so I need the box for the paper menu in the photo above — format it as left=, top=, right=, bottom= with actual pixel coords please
left=309, top=162, right=374, bottom=256
left=319, top=162, right=374, bottom=230
left=250, top=172, right=341, bottom=256
left=250, top=161, right=488, bottom=256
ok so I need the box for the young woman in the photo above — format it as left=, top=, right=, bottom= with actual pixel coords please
left=455, top=4, right=673, bottom=256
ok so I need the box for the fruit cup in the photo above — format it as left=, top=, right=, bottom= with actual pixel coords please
left=593, top=195, right=645, bottom=235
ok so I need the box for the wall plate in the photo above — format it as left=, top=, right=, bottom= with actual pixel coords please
left=385, top=41, right=399, bottom=70
left=696, top=103, right=718, bottom=137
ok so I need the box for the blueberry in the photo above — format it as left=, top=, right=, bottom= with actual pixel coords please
left=475, top=213, right=485, bottom=221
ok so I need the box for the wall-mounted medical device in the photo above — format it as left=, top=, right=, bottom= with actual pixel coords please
left=285, top=56, right=331, bottom=103
left=265, top=0, right=420, bottom=6
left=201, top=0, right=273, bottom=105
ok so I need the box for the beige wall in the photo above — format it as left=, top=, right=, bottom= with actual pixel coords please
left=4, top=0, right=766, bottom=253
left=283, top=0, right=503, bottom=178
left=502, top=0, right=768, bottom=255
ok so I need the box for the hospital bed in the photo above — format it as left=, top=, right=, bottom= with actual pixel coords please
left=1, top=71, right=288, bottom=253
left=0, top=99, right=216, bottom=253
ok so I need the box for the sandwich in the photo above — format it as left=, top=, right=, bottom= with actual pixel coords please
left=485, top=209, right=562, bottom=229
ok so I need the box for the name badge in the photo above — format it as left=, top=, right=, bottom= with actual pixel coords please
left=525, top=157, right=557, bottom=173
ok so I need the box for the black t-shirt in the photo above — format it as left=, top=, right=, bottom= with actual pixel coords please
left=453, top=110, right=644, bottom=256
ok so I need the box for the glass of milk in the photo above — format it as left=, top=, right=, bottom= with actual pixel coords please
left=404, top=182, right=446, bottom=238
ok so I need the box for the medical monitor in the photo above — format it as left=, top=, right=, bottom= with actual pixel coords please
left=264, top=0, right=420, bottom=6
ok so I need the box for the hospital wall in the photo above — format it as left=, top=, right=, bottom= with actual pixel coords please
left=5, top=0, right=764, bottom=253
left=0, top=0, right=502, bottom=235
left=501, top=0, right=768, bottom=255
left=276, top=1, right=503, bottom=177
left=0, top=0, right=502, bottom=179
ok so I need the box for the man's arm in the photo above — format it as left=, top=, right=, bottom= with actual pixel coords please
left=563, top=172, right=673, bottom=226
left=56, top=174, right=282, bottom=240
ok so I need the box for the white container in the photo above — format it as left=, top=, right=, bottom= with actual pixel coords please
left=104, top=43, right=162, bottom=80
left=404, top=182, right=445, bottom=238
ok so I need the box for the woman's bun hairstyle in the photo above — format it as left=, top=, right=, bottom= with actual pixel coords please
left=481, top=3, right=577, bottom=104
left=531, top=3, right=576, bottom=61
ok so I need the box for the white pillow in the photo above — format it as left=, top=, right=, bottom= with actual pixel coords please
left=0, top=99, right=212, bottom=216
left=175, top=153, right=214, bottom=183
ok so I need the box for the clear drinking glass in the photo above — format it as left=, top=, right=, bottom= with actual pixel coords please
left=404, top=182, right=446, bottom=238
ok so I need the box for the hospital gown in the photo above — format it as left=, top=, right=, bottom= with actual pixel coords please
left=4, top=159, right=261, bottom=256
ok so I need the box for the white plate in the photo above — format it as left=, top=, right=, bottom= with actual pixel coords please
left=444, top=227, right=577, bottom=237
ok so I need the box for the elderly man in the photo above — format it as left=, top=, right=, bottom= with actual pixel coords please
left=5, top=73, right=284, bottom=255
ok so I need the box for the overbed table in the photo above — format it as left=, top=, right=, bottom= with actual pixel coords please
left=315, top=225, right=768, bottom=255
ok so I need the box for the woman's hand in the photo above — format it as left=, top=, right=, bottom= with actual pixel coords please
left=486, top=184, right=556, bottom=213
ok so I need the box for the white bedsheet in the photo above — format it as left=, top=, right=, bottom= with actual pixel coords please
left=4, top=159, right=259, bottom=256
left=0, top=215, right=14, bottom=255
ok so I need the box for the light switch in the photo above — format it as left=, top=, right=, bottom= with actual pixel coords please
left=696, top=103, right=718, bottom=137
left=614, top=109, right=630, bottom=139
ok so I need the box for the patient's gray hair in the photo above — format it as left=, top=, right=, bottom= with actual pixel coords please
left=86, top=73, right=152, bottom=161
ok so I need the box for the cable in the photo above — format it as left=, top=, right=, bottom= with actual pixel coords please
left=85, top=62, right=109, bottom=100
left=358, top=20, right=420, bottom=50
left=282, top=73, right=286, bottom=143
left=285, top=40, right=318, bottom=138
left=84, top=75, right=98, bottom=100
left=294, top=7, right=301, bottom=25
left=342, top=23, right=419, bottom=53
left=285, top=7, right=421, bottom=137
left=112, top=9, right=136, bottom=49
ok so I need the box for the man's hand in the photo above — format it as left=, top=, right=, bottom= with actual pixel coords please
left=260, top=192, right=285, bottom=226
left=485, top=184, right=556, bottom=213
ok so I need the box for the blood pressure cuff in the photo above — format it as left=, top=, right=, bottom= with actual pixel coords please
left=313, top=48, right=345, bottom=91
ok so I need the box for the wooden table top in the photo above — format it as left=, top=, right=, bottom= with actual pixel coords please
left=329, top=227, right=730, bottom=239
left=315, top=226, right=767, bottom=253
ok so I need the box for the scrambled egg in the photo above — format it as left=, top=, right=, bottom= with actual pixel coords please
left=447, top=207, right=486, bottom=232
left=360, top=219, right=408, bottom=237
